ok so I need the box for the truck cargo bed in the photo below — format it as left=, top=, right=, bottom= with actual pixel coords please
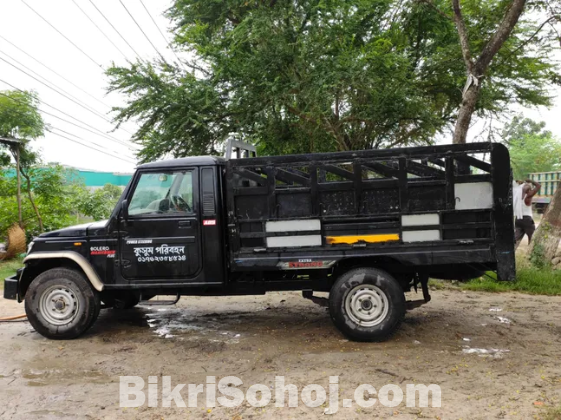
left=225, top=143, right=515, bottom=281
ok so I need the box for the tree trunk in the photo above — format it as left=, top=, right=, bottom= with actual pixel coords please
left=452, top=81, right=481, bottom=144
left=450, top=0, right=527, bottom=144
left=21, top=169, right=44, bottom=233
left=15, top=145, right=22, bottom=228
left=529, top=182, right=561, bottom=265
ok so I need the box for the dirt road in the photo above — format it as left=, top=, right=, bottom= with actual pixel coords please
left=1, top=288, right=561, bottom=419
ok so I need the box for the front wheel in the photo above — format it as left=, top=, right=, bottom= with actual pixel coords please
left=25, top=268, right=101, bottom=340
left=329, top=267, right=405, bottom=342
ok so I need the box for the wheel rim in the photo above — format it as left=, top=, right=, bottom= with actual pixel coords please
left=345, top=284, right=389, bottom=327
left=39, top=285, right=80, bottom=326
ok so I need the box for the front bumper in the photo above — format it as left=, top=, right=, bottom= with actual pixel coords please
left=3, top=274, right=18, bottom=300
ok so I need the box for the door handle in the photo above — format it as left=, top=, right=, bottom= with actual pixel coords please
left=178, top=220, right=191, bottom=228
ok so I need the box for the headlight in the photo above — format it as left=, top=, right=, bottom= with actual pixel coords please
left=27, top=241, right=34, bottom=255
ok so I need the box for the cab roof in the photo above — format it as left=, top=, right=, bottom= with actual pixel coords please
left=137, top=156, right=225, bottom=169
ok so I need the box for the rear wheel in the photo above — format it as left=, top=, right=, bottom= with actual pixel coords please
left=25, top=268, right=101, bottom=340
left=329, top=267, right=405, bottom=342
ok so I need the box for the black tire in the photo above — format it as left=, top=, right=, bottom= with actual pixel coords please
left=24, top=268, right=101, bottom=340
left=329, top=267, right=405, bottom=342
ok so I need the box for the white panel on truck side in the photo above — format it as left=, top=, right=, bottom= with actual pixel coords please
left=454, top=182, right=493, bottom=210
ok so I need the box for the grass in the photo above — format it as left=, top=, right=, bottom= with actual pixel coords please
left=429, top=260, right=561, bottom=296
left=542, top=406, right=561, bottom=420
left=461, top=268, right=561, bottom=295
left=0, top=257, right=23, bottom=289
left=430, top=245, right=561, bottom=296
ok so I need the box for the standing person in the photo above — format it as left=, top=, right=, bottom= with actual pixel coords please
left=513, top=178, right=541, bottom=249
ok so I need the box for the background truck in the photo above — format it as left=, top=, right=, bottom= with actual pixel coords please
left=4, top=142, right=515, bottom=342
left=528, top=171, right=561, bottom=213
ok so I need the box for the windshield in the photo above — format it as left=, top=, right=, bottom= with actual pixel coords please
left=128, top=171, right=193, bottom=215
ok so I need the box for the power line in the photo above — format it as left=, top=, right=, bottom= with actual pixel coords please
left=45, top=108, right=137, bottom=152
left=0, top=34, right=110, bottom=109
left=0, top=55, right=136, bottom=135
left=71, top=0, right=129, bottom=61
left=0, top=49, right=103, bottom=119
left=0, top=92, right=138, bottom=158
left=47, top=128, right=136, bottom=163
left=49, top=126, right=134, bottom=160
left=88, top=0, right=143, bottom=60
left=119, top=0, right=166, bottom=62
left=138, top=0, right=185, bottom=68
left=0, top=80, right=139, bottom=150
left=0, top=91, right=137, bottom=152
left=21, top=0, right=102, bottom=68
left=0, top=91, right=136, bottom=163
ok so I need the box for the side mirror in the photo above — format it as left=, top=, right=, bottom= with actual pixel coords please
left=121, top=199, right=129, bottom=221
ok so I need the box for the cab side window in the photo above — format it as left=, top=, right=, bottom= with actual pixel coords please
left=128, top=171, right=194, bottom=216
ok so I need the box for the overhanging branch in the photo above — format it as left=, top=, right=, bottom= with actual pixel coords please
left=452, top=0, right=475, bottom=72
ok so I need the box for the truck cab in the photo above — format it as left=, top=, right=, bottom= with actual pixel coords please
left=4, top=143, right=516, bottom=342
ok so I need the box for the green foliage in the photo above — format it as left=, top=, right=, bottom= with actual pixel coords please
left=502, top=115, right=552, bottom=143
left=505, top=117, right=561, bottom=180
left=529, top=241, right=545, bottom=268
left=0, top=90, right=44, bottom=163
left=0, top=90, right=44, bottom=139
left=77, top=184, right=123, bottom=221
left=107, top=0, right=558, bottom=161
left=0, top=166, right=122, bottom=242
left=0, top=257, right=23, bottom=287
left=0, top=166, right=86, bottom=240
left=461, top=268, right=561, bottom=295
left=542, top=405, right=561, bottom=420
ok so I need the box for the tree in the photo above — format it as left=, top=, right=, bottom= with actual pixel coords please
left=421, top=0, right=560, bottom=144
left=107, top=0, right=559, bottom=161
left=450, top=0, right=527, bottom=143
left=0, top=90, right=45, bottom=230
left=0, top=165, right=82, bottom=241
left=504, top=117, right=561, bottom=180
left=76, top=183, right=123, bottom=221
left=505, top=115, right=561, bottom=267
left=0, top=90, right=43, bottom=141
left=529, top=184, right=561, bottom=267
left=502, top=115, right=552, bottom=143
left=0, top=165, right=123, bottom=242
left=508, top=134, right=561, bottom=180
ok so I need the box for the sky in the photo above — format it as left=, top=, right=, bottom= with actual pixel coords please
left=0, top=1, right=559, bottom=173
left=0, top=0, right=184, bottom=173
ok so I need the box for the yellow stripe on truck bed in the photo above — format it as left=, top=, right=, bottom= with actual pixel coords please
left=326, top=234, right=400, bottom=245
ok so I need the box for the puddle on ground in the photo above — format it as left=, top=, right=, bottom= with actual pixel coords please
left=26, top=381, right=48, bottom=387
left=21, top=368, right=109, bottom=385
left=144, top=308, right=243, bottom=341
left=462, top=346, right=510, bottom=358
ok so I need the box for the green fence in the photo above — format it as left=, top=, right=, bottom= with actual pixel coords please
left=529, top=171, right=561, bottom=197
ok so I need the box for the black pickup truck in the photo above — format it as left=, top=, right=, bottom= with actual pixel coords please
left=4, top=142, right=515, bottom=341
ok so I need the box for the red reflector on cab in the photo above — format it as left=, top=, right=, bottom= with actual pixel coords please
left=203, top=220, right=216, bottom=226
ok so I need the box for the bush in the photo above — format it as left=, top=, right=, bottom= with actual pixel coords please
left=0, top=166, right=122, bottom=243
left=76, top=183, right=123, bottom=221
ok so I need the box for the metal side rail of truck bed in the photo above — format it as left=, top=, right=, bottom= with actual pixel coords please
left=225, top=142, right=515, bottom=282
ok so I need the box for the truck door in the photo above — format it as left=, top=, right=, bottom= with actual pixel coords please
left=119, top=168, right=202, bottom=281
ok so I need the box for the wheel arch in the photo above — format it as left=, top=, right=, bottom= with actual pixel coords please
left=332, top=256, right=414, bottom=286
left=20, top=252, right=104, bottom=300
